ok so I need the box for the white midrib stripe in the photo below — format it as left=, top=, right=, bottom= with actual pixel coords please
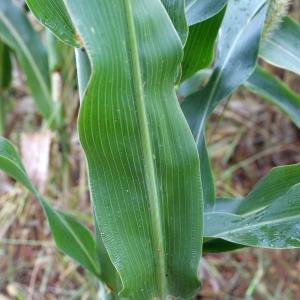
left=185, top=0, right=197, bottom=13
left=0, top=12, right=51, bottom=105
left=206, top=213, right=300, bottom=237
left=263, top=39, right=300, bottom=65
left=123, top=0, right=167, bottom=297
left=195, top=1, right=267, bottom=146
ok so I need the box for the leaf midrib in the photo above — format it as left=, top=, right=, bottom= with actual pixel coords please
left=205, top=212, right=300, bottom=237
left=123, top=0, right=167, bottom=297
left=263, top=39, right=300, bottom=66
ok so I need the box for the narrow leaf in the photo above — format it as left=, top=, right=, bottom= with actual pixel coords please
left=260, top=16, right=300, bottom=75
left=0, top=136, right=100, bottom=277
left=25, top=0, right=80, bottom=47
left=245, top=66, right=300, bottom=128
left=0, top=40, right=11, bottom=89
left=66, top=0, right=203, bottom=298
left=182, top=0, right=268, bottom=211
left=0, top=0, right=59, bottom=128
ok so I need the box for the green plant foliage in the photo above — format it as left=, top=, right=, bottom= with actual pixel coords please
left=25, top=0, right=80, bottom=47
left=0, top=40, right=11, bottom=89
left=0, top=0, right=60, bottom=128
left=205, top=183, right=300, bottom=249
left=65, top=0, right=203, bottom=298
left=182, top=0, right=269, bottom=211
left=0, top=136, right=100, bottom=278
left=161, top=0, right=188, bottom=45
left=185, top=0, right=228, bottom=25
left=181, top=7, right=225, bottom=81
left=0, top=40, right=11, bottom=134
left=261, top=16, right=300, bottom=75
left=245, top=66, right=300, bottom=128
left=235, top=163, right=300, bottom=215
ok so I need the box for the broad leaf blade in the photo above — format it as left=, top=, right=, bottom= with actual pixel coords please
left=0, top=136, right=100, bottom=277
left=260, top=16, right=300, bottom=75
left=186, top=0, right=228, bottom=25
left=182, top=0, right=268, bottom=211
left=76, top=49, right=122, bottom=296
left=0, top=0, right=59, bottom=128
left=182, top=8, right=225, bottom=81
left=245, top=66, right=300, bottom=128
left=205, top=184, right=300, bottom=249
left=66, top=0, right=203, bottom=298
left=25, top=0, right=80, bottom=47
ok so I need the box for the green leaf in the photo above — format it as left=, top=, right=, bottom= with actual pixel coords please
left=0, top=0, right=59, bottom=128
left=65, top=0, right=203, bottom=298
left=204, top=184, right=300, bottom=249
left=0, top=40, right=11, bottom=135
left=177, top=69, right=211, bottom=98
left=0, top=40, right=11, bottom=89
left=185, top=0, right=228, bottom=25
left=215, top=197, right=243, bottom=214
left=76, top=48, right=122, bottom=297
left=245, top=66, right=300, bottom=128
left=0, top=136, right=100, bottom=277
left=181, top=7, right=225, bottom=81
left=25, top=0, right=80, bottom=47
left=182, top=0, right=268, bottom=211
left=260, top=16, right=300, bottom=75
left=203, top=238, right=245, bottom=253
left=235, top=163, right=300, bottom=215
left=161, top=0, right=188, bottom=45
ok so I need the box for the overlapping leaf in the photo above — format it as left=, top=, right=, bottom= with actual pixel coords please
left=65, top=0, right=203, bottom=298
left=185, top=0, right=228, bottom=25
left=0, top=137, right=100, bottom=277
left=182, top=0, right=269, bottom=211
left=25, top=0, right=80, bottom=47
left=205, top=184, right=300, bottom=249
left=161, top=0, right=188, bottom=45
left=181, top=7, right=225, bottom=81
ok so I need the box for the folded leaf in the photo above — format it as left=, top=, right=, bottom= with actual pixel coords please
left=0, top=136, right=100, bottom=277
left=260, top=16, right=300, bottom=75
left=245, top=66, right=300, bottom=128
left=182, top=0, right=269, bottom=211
left=185, top=0, right=228, bottom=25
left=205, top=184, right=300, bottom=249
left=0, top=0, right=59, bottom=128
left=25, top=0, right=80, bottom=47
left=66, top=0, right=203, bottom=298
